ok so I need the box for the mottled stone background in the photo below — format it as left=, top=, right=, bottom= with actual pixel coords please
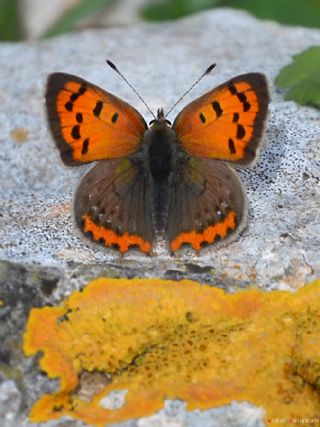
left=0, top=8, right=320, bottom=427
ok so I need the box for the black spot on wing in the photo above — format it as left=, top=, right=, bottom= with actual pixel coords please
left=237, top=124, right=245, bottom=139
left=237, top=92, right=247, bottom=103
left=211, top=101, right=223, bottom=118
left=67, top=85, right=87, bottom=111
left=111, top=113, right=119, bottom=123
left=237, top=92, right=251, bottom=111
left=199, top=113, right=206, bottom=123
left=81, top=138, right=89, bottom=155
left=233, top=113, right=239, bottom=123
left=93, top=101, right=103, bottom=117
left=76, top=113, right=83, bottom=123
left=228, top=83, right=237, bottom=95
left=228, top=138, right=236, bottom=154
left=65, top=102, right=73, bottom=112
left=78, top=85, right=87, bottom=95
left=227, top=82, right=252, bottom=112
left=70, top=93, right=79, bottom=102
left=243, top=101, right=251, bottom=111
left=71, top=125, right=81, bottom=140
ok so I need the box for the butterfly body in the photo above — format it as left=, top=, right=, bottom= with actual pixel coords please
left=46, top=70, right=269, bottom=254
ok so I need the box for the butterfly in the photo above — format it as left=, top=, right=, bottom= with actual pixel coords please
left=45, top=61, right=269, bottom=255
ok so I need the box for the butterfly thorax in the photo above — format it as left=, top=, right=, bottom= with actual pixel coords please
left=147, top=120, right=176, bottom=179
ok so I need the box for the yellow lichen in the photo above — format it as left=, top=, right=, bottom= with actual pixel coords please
left=23, top=278, right=320, bottom=426
left=10, top=127, right=29, bottom=143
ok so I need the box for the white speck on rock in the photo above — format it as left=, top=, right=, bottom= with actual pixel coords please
left=100, top=389, right=128, bottom=410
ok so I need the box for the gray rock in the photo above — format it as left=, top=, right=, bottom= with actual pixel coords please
left=137, top=400, right=264, bottom=427
left=1, top=8, right=320, bottom=427
left=0, top=260, right=60, bottom=382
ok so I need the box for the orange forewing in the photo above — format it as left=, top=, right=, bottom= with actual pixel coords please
left=46, top=73, right=147, bottom=166
left=173, top=73, right=269, bottom=165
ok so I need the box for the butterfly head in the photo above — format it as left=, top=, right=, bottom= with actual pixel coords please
left=149, top=108, right=172, bottom=128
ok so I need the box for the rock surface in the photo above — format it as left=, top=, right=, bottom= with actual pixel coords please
left=1, top=8, right=320, bottom=427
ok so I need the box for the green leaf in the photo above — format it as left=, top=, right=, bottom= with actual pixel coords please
left=141, top=0, right=220, bottom=21
left=43, top=0, right=113, bottom=38
left=275, top=46, right=320, bottom=109
left=0, top=0, right=23, bottom=40
left=225, top=0, right=320, bottom=29
left=141, top=0, right=320, bottom=28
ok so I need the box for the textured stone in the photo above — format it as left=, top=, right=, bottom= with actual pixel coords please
left=1, top=8, right=320, bottom=427
left=0, top=380, right=23, bottom=427
left=1, top=9, right=320, bottom=292
left=138, top=400, right=264, bottom=427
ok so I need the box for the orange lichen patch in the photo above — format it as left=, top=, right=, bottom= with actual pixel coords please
left=23, top=278, right=320, bottom=427
left=81, top=215, right=151, bottom=253
left=10, top=127, right=29, bottom=143
left=171, top=210, right=236, bottom=251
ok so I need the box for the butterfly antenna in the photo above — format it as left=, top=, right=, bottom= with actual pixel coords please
left=165, top=63, right=216, bottom=118
left=106, top=59, right=156, bottom=119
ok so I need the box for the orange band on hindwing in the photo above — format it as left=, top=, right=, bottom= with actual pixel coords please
left=170, top=211, right=236, bottom=252
left=81, top=215, right=151, bottom=254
